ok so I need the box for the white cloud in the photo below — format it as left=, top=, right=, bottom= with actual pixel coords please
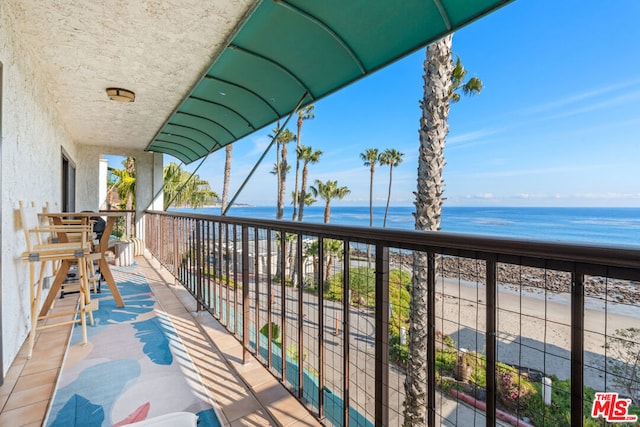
left=516, top=193, right=550, bottom=199
left=248, top=135, right=272, bottom=156
left=573, top=192, right=640, bottom=200
left=462, top=164, right=606, bottom=178
left=465, top=193, right=494, bottom=199
left=447, top=128, right=502, bottom=145
left=545, top=89, right=640, bottom=121
left=523, top=78, right=640, bottom=115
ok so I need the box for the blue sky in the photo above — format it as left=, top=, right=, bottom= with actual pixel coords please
left=110, top=0, right=640, bottom=208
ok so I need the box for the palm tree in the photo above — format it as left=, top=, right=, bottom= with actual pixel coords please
left=272, top=124, right=282, bottom=216
left=450, top=56, right=483, bottom=103
left=109, top=157, right=136, bottom=237
left=309, top=179, right=350, bottom=224
left=378, top=148, right=404, bottom=228
left=322, top=239, right=343, bottom=283
left=290, top=190, right=317, bottom=284
left=275, top=128, right=295, bottom=220
left=163, top=162, right=217, bottom=210
left=303, top=240, right=319, bottom=289
left=182, top=177, right=217, bottom=208
left=296, top=145, right=322, bottom=221
left=304, top=237, right=343, bottom=284
left=291, top=191, right=317, bottom=210
left=221, top=145, right=232, bottom=214
left=292, top=104, right=315, bottom=221
left=360, top=148, right=380, bottom=228
left=271, top=163, right=291, bottom=178
left=404, top=34, right=482, bottom=426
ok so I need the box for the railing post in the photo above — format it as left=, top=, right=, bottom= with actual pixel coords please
left=207, top=220, right=213, bottom=313
left=280, top=230, right=287, bottom=382
left=173, top=218, right=178, bottom=278
left=233, top=225, right=239, bottom=335
left=254, top=228, right=261, bottom=362
left=318, top=237, right=325, bottom=419
left=224, top=222, right=230, bottom=325
left=196, top=219, right=203, bottom=311
left=215, top=221, right=221, bottom=317
left=342, top=240, right=351, bottom=427
left=242, top=225, right=250, bottom=364
left=297, top=234, right=305, bottom=399
left=486, top=256, right=497, bottom=427
left=267, top=229, right=273, bottom=369
left=375, top=245, right=389, bottom=426
left=427, top=252, right=436, bottom=427
left=571, top=271, right=584, bottom=427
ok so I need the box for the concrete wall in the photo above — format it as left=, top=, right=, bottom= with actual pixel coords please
left=0, top=7, right=164, bottom=374
left=76, top=146, right=164, bottom=240
left=1, top=5, right=80, bottom=373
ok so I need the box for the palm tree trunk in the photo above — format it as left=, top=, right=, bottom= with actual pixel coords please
left=292, top=161, right=300, bottom=221
left=323, top=201, right=331, bottom=224
left=292, top=119, right=302, bottom=221
left=369, top=166, right=374, bottom=227
left=404, top=34, right=453, bottom=427
left=383, top=166, right=393, bottom=227
left=277, top=144, right=288, bottom=220
left=299, top=163, right=309, bottom=221
left=221, top=145, right=232, bottom=214
left=276, top=139, right=282, bottom=219
left=324, top=254, right=332, bottom=282
left=367, top=164, right=375, bottom=262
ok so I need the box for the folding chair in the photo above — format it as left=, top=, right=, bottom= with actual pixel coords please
left=41, top=203, right=102, bottom=295
left=19, top=201, right=98, bottom=358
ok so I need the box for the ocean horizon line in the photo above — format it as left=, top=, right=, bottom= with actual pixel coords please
left=175, top=205, right=640, bottom=247
left=201, top=204, right=640, bottom=209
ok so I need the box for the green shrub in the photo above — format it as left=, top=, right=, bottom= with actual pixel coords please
left=389, top=271, right=411, bottom=336
left=389, top=334, right=408, bottom=366
left=497, top=366, right=536, bottom=410
left=435, top=349, right=458, bottom=375
left=442, top=334, right=456, bottom=349
left=523, top=376, right=604, bottom=427
left=259, top=322, right=281, bottom=346
left=326, top=266, right=375, bottom=305
left=390, top=269, right=412, bottom=292
left=326, top=267, right=411, bottom=317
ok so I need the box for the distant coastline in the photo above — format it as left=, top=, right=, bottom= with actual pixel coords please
left=175, top=205, right=640, bottom=247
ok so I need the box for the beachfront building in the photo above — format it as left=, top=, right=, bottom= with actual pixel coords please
left=1, top=1, right=639, bottom=426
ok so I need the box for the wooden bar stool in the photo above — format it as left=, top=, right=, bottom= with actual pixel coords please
left=19, top=201, right=98, bottom=358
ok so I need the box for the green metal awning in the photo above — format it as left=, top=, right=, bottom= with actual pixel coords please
left=146, top=0, right=512, bottom=164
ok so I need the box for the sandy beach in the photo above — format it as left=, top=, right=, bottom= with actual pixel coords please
left=435, top=275, right=640, bottom=392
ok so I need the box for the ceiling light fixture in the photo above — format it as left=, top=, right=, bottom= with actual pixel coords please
left=106, top=87, right=135, bottom=103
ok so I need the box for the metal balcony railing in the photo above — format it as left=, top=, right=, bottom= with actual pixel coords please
left=144, top=210, right=640, bottom=427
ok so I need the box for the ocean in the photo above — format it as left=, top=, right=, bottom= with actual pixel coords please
left=175, top=206, right=640, bottom=248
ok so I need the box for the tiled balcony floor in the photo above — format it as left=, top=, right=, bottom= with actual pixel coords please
left=0, top=255, right=321, bottom=427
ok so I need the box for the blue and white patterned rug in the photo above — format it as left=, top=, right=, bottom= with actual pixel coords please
left=45, top=265, right=221, bottom=426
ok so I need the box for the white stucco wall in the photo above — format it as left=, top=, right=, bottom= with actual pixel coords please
left=75, top=147, right=163, bottom=243
left=75, top=146, right=162, bottom=214
left=0, top=8, right=164, bottom=374
left=1, top=6, right=81, bottom=373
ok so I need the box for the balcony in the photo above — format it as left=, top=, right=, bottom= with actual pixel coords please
left=0, top=246, right=321, bottom=426
left=142, top=210, right=640, bottom=426
left=1, top=210, right=638, bottom=426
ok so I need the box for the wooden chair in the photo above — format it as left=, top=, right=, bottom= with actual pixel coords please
left=41, top=203, right=102, bottom=294
left=19, top=201, right=98, bottom=358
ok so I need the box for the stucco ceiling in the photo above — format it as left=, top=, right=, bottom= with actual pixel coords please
left=6, top=0, right=512, bottom=162
left=5, top=0, right=259, bottom=152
